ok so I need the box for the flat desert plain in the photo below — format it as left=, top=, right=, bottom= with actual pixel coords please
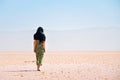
left=0, top=51, right=120, bottom=80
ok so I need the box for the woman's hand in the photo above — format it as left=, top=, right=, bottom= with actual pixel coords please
left=34, top=49, right=36, bottom=53
left=44, top=48, right=46, bottom=52
left=34, top=40, right=36, bottom=53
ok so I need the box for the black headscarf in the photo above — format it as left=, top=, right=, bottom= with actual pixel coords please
left=34, top=27, right=46, bottom=42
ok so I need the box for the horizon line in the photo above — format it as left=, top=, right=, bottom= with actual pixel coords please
left=0, top=26, right=120, bottom=32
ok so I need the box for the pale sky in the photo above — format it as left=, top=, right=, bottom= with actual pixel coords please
left=0, top=0, right=120, bottom=30
left=0, top=0, right=120, bottom=51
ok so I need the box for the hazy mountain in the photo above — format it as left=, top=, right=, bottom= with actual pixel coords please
left=0, top=27, right=120, bottom=51
left=46, top=28, right=120, bottom=51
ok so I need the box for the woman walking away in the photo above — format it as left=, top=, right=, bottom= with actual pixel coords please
left=33, top=27, right=46, bottom=71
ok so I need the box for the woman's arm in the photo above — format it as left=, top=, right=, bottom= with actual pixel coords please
left=34, top=40, right=36, bottom=52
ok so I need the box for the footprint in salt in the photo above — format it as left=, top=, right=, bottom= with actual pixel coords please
left=61, top=71, right=63, bottom=73
left=13, top=74, right=18, bottom=76
left=24, top=61, right=35, bottom=63
left=20, top=74, right=24, bottom=77
left=68, top=71, right=70, bottom=74
left=50, top=72, right=53, bottom=75
left=41, top=71, right=45, bottom=75
left=104, top=77, right=108, bottom=80
left=14, top=73, right=23, bottom=77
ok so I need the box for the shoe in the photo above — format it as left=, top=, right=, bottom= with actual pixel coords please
left=37, top=69, right=40, bottom=71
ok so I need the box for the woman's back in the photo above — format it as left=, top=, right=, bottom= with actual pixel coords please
left=35, top=40, right=44, bottom=54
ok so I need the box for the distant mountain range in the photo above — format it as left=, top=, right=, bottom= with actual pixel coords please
left=0, top=27, right=120, bottom=51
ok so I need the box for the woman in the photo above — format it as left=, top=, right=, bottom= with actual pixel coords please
left=33, top=27, right=46, bottom=71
